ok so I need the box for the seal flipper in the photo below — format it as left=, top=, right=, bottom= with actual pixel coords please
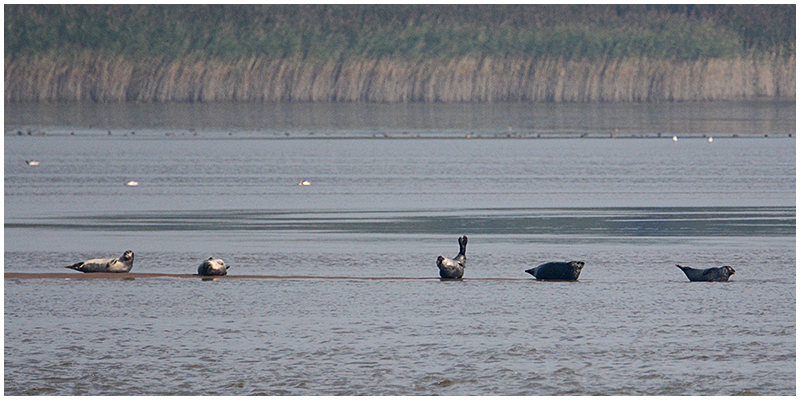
left=458, top=235, right=468, bottom=255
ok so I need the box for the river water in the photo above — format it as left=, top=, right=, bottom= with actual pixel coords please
left=4, top=102, right=796, bottom=395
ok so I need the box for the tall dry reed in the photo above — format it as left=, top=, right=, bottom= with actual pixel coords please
left=5, top=53, right=795, bottom=103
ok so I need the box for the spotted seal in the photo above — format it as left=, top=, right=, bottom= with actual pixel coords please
left=525, top=261, right=584, bottom=281
left=676, top=264, right=735, bottom=282
left=436, top=236, right=468, bottom=279
left=198, top=257, right=229, bottom=276
left=64, top=250, right=135, bottom=273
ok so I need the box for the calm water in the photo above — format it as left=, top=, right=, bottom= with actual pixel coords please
left=4, top=102, right=796, bottom=395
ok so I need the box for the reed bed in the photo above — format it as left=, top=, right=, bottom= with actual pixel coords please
left=5, top=5, right=794, bottom=103
left=5, top=53, right=795, bottom=103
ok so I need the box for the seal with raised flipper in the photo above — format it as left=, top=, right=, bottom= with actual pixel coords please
left=676, top=264, right=735, bottom=282
left=198, top=257, right=229, bottom=276
left=436, top=236, right=468, bottom=279
left=525, top=261, right=584, bottom=281
left=64, top=250, right=135, bottom=273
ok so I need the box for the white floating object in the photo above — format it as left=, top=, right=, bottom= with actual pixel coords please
left=25, top=160, right=39, bottom=166
left=125, top=181, right=139, bottom=187
left=298, top=180, right=311, bottom=186
left=707, top=137, right=713, bottom=143
left=672, top=136, right=678, bottom=142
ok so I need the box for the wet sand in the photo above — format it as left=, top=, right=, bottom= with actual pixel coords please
left=4, top=272, right=523, bottom=281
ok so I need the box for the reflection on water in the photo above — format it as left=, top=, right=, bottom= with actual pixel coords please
left=4, top=101, right=796, bottom=138
left=6, top=206, right=796, bottom=237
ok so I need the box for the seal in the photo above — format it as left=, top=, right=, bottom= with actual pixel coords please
left=198, top=257, right=229, bottom=276
left=525, top=261, right=584, bottom=281
left=64, top=250, right=135, bottom=273
left=436, top=236, right=468, bottom=279
left=676, top=264, right=735, bottom=282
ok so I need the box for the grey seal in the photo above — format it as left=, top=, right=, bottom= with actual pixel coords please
left=676, top=264, right=735, bottom=282
left=65, top=250, right=135, bottom=273
left=198, top=257, right=229, bottom=276
left=525, top=261, right=584, bottom=281
left=436, top=236, right=467, bottom=279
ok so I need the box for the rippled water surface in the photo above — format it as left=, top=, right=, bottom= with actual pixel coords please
left=4, top=102, right=796, bottom=395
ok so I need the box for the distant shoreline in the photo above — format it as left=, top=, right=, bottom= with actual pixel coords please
left=5, top=129, right=793, bottom=140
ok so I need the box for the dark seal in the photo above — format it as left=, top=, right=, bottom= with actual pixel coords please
left=65, top=250, right=135, bottom=273
left=436, top=235, right=468, bottom=279
left=525, top=261, right=584, bottom=281
left=676, top=264, right=735, bottom=282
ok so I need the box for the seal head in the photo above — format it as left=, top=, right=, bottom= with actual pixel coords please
left=676, top=264, right=735, bottom=282
left=64, top=250, right=135, bottom=273
left=436, top=235, right=468, bottom=279
left=525, top=261, right=584, bottom=281
left=198, top=257, right=229, bottom=276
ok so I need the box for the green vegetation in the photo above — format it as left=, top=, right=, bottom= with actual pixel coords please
left=5, top=4, right=795, bottom=62
left=4, top=5, right=794, bottom=103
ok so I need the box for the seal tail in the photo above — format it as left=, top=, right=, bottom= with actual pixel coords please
left=675, top=264, right=687, bottom=271
left=65, top=262, right=83, bottom=271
